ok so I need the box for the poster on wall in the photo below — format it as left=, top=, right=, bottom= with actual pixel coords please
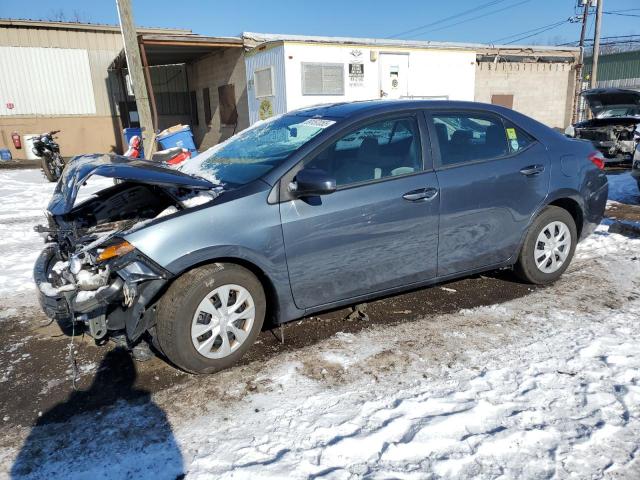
left=349, top=50, right=365, bottom=88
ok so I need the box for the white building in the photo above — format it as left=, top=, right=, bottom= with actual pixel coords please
left=243, top=33, right=579, bottom=130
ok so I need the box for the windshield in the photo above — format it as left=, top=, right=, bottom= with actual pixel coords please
left=597, top=106, right=640, bottom=118
left=177, top=115, right=335, bottom=186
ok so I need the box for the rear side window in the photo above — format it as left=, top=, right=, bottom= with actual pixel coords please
left=432, top=112, right=510, bottom=166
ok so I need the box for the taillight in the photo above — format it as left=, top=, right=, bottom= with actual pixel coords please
left=588, top=151, right=605, bottom=170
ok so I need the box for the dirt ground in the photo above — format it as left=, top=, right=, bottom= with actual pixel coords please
left=0, top=270, right=535, bottom=428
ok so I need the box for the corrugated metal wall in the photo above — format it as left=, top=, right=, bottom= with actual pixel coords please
left=244, top=45, right=287, bottom=124
left=0, top=46, right=97, bottom=115
left=0, top=25, right=124, bottom=117
left=584, top=50, right=640, bottom=85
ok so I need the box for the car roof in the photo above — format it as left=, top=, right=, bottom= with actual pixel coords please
left=291, top=99, right=509, bottom=119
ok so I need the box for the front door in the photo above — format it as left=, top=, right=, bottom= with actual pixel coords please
left=379, top=53, right=409, bottom=99
left=280, top=115, right=439, bottom=310
left=428, top=110, right=550, bottom=276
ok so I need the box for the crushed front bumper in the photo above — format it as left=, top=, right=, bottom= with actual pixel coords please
left=34, top=244, right=169, bottom=341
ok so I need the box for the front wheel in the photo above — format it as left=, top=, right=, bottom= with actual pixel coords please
left=515, top=206, right=577, bottom=284
left=40, top=154, right=60, bottom=182
left=155, top=263, right=265, bottom=374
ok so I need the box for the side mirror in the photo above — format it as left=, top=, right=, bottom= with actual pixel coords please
left=289, top=168, right=336, bottom=197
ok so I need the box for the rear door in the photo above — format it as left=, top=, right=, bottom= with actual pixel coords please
left=427, top=110, right=550, bottom=276
left=280, top=113, right=439, bottom=310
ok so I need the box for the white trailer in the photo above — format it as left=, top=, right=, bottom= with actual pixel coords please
left=243, top=33, right=477, bottom=125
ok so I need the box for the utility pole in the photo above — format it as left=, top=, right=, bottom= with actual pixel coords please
left=572, top=1, right=590, bottom=123
left=590, top=0, right=604, bottom=89
left=115, top=0, right=155, bottom=158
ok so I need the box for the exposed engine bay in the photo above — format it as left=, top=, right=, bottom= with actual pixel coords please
left=572, top=121, right=638, bottom=161
left=567, top=88, right=640, bottom=164
left=34, top=154, right=219, bottom=345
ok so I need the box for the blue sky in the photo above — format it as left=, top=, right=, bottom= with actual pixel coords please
left=1, top=0, right=639, bottom=46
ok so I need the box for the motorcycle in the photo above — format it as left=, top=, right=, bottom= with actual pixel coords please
left=30, top=130, right=65, bottom=182
left=124, top=135, right=191, bottom=166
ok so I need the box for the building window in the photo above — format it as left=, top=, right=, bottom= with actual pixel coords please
left=203, top=87, right=212, bottom=125
left=254, top=67, right=274, bottom=98
left=218, top=84, right=238, bottom=126
left=190, top=91, right=199, bottom=126
left=302, top=63, right=345, bottom=95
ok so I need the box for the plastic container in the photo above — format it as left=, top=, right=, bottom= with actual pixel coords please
left=157, top=125, right=197, bottom=154
left=0, top=149, right=11, bottom=161
left=123, top=127, right=143, bottom=157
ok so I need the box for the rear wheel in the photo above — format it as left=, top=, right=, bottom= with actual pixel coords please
left=515, top=206, right=577, bottom=284
left=155, top=263, right=265, bottom=374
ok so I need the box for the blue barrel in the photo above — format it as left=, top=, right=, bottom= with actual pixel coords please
left=0, top=149, right=11, bottom=161
left=157, top=125, right=197, bottom=154
left=123, top=127, right=143, bottom=157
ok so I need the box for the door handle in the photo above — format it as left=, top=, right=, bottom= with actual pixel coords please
left=520, top=165, right=545, bottom=176
left=403, top=188, right=438, bottom=202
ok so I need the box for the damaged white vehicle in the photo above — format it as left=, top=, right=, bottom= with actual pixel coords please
left=34, top=154, right=219, bottom=345
left=566, top=88, right=640, bottom=165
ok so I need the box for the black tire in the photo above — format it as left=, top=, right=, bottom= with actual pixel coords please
left=514, top=206, right=577, bottom=285
left=40, top=155, right=59, bottom=182
left=155, top=263, right=265, bottom=374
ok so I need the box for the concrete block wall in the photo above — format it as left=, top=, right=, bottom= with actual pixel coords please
left=475, top=62, right=576, bottom=130
left=188, top=48, right=250, bottom=150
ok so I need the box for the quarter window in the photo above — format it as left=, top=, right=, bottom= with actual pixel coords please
left=305, top=117, right=422, bottom=187
left=302, top=63, right=345, bottom=95
left=503, top=122, right=536, bottom=153
left=432, top=113, right=509, bottom=166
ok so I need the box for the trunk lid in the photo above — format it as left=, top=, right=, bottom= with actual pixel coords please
left=48, top=154, right=216, bottom=215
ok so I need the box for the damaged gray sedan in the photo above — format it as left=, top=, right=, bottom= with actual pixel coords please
left=34, top=100, right=607, bottom=374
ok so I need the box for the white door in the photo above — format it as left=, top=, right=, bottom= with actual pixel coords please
left=379, top=53, right=409, bottom=99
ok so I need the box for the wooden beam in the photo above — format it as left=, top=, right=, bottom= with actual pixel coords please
left=116, top=0, right=155, bottom=158
left=139, top=36, right=159, bottom=132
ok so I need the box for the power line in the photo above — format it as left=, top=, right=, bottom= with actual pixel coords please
left=503, top=19, right=572, bottom=45
left=417, top=0, right=531, bottom=38
left=388, top=0, right=510, bottom=39
left=491, top=18, right=569, bottom=44
left=604, top=12, right=640, bottom=18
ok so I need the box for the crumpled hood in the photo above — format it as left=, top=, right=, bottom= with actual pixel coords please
left=581, top=88, right=640, bottom=118
left=48, top=154, right=216, bottom=215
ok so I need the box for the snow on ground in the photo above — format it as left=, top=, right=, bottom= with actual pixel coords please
left=1, top=224, right=638, bottom=479
left=0, top=169, right=111, bottom=297
left=0, top=169, right=639, bottom=479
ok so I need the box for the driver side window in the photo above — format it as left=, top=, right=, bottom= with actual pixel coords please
left=305, top=116, right=422, bottom=187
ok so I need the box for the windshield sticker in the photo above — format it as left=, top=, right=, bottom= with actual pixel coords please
left=510, top=139, right=520, bottom=150
left=300, top=118, right=336, bottom=129
left=506, top=128, right=518, bottom=140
